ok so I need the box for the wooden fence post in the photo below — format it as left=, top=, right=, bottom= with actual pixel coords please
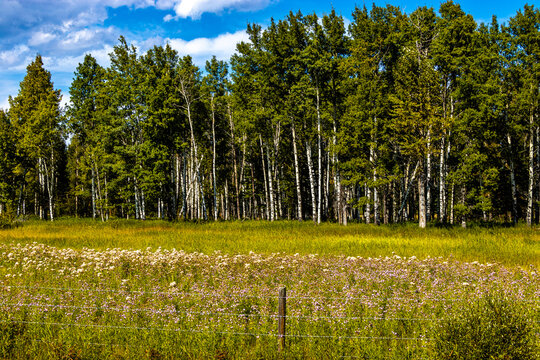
left=278, top=287, right=286, bottom=351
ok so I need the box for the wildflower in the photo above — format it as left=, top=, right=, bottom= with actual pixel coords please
left=169, top=281, right=177, bottom=287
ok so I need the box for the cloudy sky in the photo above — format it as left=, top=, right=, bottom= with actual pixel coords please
left=0, top=0, right=530, bottom=109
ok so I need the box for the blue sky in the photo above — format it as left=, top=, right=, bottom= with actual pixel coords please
left=0, top=0, right=534, bottom=109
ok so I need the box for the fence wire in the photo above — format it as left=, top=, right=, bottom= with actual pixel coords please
left=3, top=284, right=539, bottom=303
left=0, top=319, right=435, bottom=342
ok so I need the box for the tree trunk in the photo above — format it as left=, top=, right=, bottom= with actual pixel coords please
left=266, top=145, right=275, bottom=221
left=17, top=170, right=26, bottom=218
left=224, top=180, right=229, bottom=220
left=306, top=141, right=316, bottom=223
left=439, top=135, right=446, bottom=223
left=461, top=186, right=467, bottom=228
left=507, top=134, right=518, bottom=224
left=104, top=175, right=109, bottom=220
left=260, top=135, right=269, bottom=221
left=450, top=182, right=455, bottom=225
left=239, top=137, right=247, bottom=219
left=211, top=96, right=218, bottom=221
left=316, top=86, right=322, bottom=224
left=527, top=113, right=534, bottom=227
left=291, top=119, right=302, bottom=221
left=365, top=183, right=371, bottom=224
left=227, top=103, right=240, bottom=220
left=426, top=129, right=432, bottom=222
left=96, top=164, right=105, bottom=222
left=91, top=166, right=97, bottom=220
left=418, top=170, right=426, bottom=228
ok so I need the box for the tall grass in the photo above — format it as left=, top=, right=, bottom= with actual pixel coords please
left=1, top=218, right=538, bottom=267
left=0, top=220, right=538, bottom=359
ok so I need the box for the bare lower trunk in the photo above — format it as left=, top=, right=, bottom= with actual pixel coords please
left=365, top=183, right=371, bottom=224
left=260, top=136, right=269, bottom=220
left=439, top=136, right=446, bottom=223
left=251, top=164, right=256, bottom=219
left=211, top=97, right=218, bottom=221
left=266, top=146, right=275, bottom=221
left=392, top=181, right=398, bottom=223
left=418, top=170, right=426, bottom=228
left=227, top=104, right=240, bottom=220
left=461, top=186, right=467, bottom=228
left=291, top=120, right=302, bottom=221
left=316, top=86, right=322, bottom=224
left=306, top=141, right=316, bottom=223
left=507, top=134, right=518, bottom=224
left=426, top=129, right=431, bottom=222
left=450, top=182, right=455, bottom=225
left=527, top=114, right=534, bottom=226
left=96, top=165, right=105, bottom=222
left=91, top=166, right=97, bottom=220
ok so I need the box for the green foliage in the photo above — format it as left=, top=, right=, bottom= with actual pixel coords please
left=7, top=55, right=64, bottom=221
left=434, top=297, right=538, bottom=359
left=3, top=5, right=540, bottom=226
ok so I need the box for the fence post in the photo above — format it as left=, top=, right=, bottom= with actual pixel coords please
left=278, top=287, right=286, bottom=351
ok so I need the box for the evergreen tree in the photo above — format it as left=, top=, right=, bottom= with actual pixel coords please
left=67, top=54, right=108, bottom=220
left=9, top=55, right=64, bottom=220
left=0, top=109, right=17, bottom=216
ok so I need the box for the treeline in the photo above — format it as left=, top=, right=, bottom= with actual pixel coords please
left=1, top=1, right=539, bottom=227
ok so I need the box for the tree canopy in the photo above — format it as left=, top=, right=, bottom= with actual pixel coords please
left=1, top=2, right=539, bottom=227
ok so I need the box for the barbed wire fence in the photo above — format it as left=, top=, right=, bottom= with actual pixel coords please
left=1, top=284, right=539, bottom=354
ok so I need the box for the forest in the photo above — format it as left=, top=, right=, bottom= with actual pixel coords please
left=0, top=1, right=539, bottom=227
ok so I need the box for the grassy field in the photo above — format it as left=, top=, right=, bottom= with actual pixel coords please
left=1, top=218, right=539, bottom=267
left=0, top=219, right=538, bottom=359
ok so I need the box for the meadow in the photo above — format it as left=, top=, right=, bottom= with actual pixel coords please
left=0, top=219, right=539, bottom=358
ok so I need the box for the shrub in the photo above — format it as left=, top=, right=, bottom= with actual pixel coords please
left=434, top=296, right=538, bottom=359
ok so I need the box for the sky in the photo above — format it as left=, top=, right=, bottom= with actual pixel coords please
left=0, top=0, right=535, bottom=110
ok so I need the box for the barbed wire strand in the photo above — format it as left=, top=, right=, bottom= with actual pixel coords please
left=4, top=303, right=539, bottom=324
left=3, top=284, right=539, bottom=303
left=1, top=284, right=275, bottom=300
left=0, top=320, right=434, bottom=341
left=0, top=302, right=444, bottom=321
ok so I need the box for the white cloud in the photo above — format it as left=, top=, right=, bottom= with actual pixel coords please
left=28, top=31, right=57, bottom=46
left=169, top=0, right=271, bottom=20
left=0, top=45, right=30, bottom=68
left=167, top=30, right=248, bottom=65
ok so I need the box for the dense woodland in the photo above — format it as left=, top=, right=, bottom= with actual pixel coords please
left=1, top=1, right=539, bottom=227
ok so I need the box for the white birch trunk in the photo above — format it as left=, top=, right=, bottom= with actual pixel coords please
left=260, top=135, right=269, bottom=220
left=507, top=134, right=518, bottom=224
left=450, top=182, right=455, bottom=225
left=461, top=186, right=467, bottom=228
left=91, top=166, right=97, bottom=220
left=95, top=165, right=104, bottom=222
left=266, top=146, right=275, bottom=221
left=316, top=86, right=322, bottom=224
left=291, top=119, right=302, bottom=220
left=527, top=112, right=534, bottom=226
left=418, top=170, right=426, bottom=228
left=306, top=141, right=316, bottom=223
left=211, top=96, right=218, bottom=221
left=365, top=183, right=371, bottom=224
left=439, top=136, right=446, bottom=223
left=426, top=129, right=431, bottom=222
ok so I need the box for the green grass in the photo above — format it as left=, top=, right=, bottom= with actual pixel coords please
left=0, top=218, right=538, bottom=359
left=1, top=218, right=539, bottom=267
